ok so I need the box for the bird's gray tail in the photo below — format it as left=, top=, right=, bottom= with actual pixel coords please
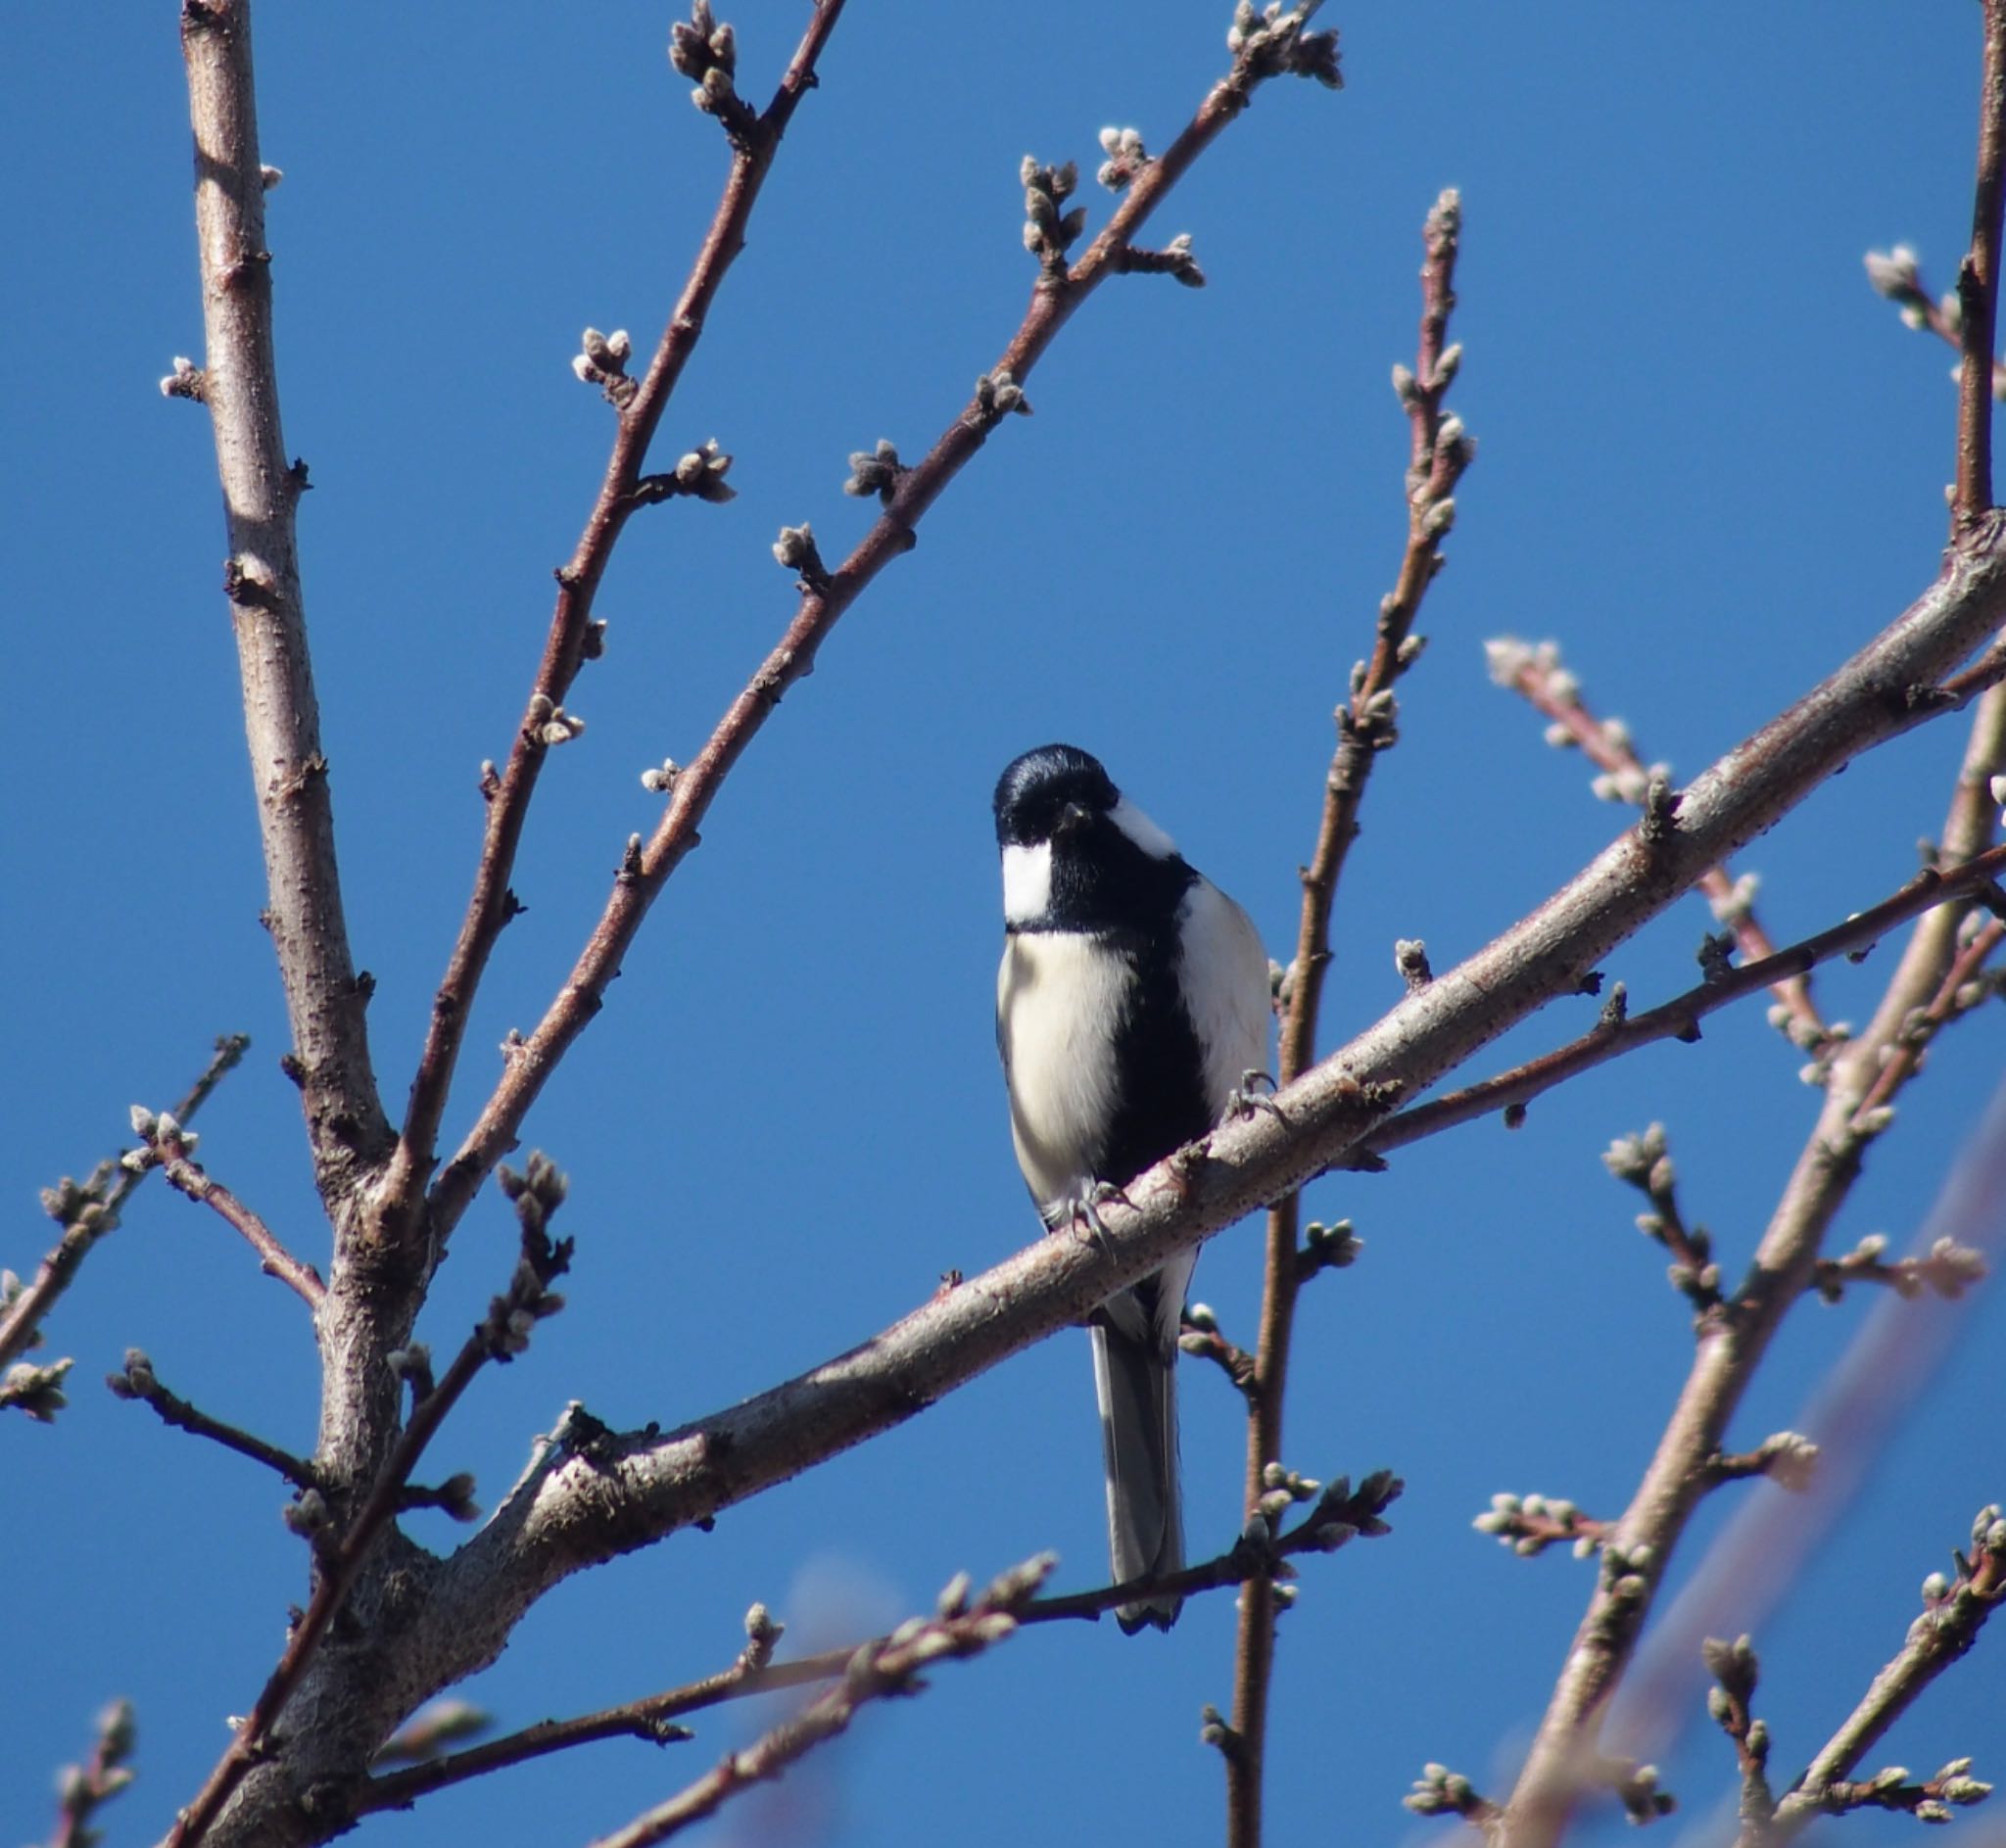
left=1090, top=1315, right=1183, bottom=1633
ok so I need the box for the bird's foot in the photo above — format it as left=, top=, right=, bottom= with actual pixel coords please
left=1227, top=1069, right=1283, bottom=1121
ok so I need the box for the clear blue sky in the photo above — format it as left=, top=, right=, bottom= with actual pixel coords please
left=5, top=5, right=2003, bottom=1845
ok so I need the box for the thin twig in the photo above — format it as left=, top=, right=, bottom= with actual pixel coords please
left=163, top=1162, right=572, bottom=1848
left=1488, top=639, right=1827, bottom=1047
left=0, top=1033, right=248, bottom=1379
left=1360, top=844, right=2006, bottom=1163
left=582, top=1557, right=1054, bottom=1848
left=423, top=4, right=1349, bottom=1250
left=1230, top=183, right=1465, bottom=1848
left=1755, top=1512, right=2006, bottom=1843
left=361, top=1474, right=1396, bottom=1816
left=1955, top=0, right=2006, bottom=537
left=146, top=1131, right=325, bottom=1307
left=107, top=1350, right=320, bottom=1489
left=376, top=0, right=849, bottom=1255
left=45, top=1699, right=137, bottom=1848
left=178, top=0, right=389, bottom=1191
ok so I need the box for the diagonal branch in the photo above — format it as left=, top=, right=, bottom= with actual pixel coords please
left=582, top=1557, right=1054, bottom=1848
left=1231, top=183, right=1468, bottom=1848
left=141, top=1126, right=324, bottom=1307
left=362, top=1472, right=1395, bottom=1818
left=1359, top=844, right=2006, bottom=1162
left=108, top=1349, right=321, bottom=1490
left=178, top=0, right=389, bottom=1196
left=402, top=530, right=2006, bottom=1714
left=423, top=3, right=1350, bottom=1246
left=1488, top=638, right=1827, bottom=1049
left=376, top=0, right=849, bottom=1254
left=0, top=1033, right=248, bottom=1381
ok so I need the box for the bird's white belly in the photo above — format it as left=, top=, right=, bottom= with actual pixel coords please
left=996, top=931, right=1130, bottom=1210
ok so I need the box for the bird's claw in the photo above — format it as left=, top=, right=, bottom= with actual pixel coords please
left=1228, top=1069, right=1283, bottom=1120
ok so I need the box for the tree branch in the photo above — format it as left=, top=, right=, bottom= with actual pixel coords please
left=1233, top=184, right=1468, bottom=1847
left=139, top=1122, right=324, bottom=1308
left=1499, top=609, right=2006, bottom=1848
left=0, top=1033, right=248, bottom=1386
left=1954, top=0, right=2006, bottom=538
left=1361, top=844, right=2006, bottom=1164
left=177, top=0, right=389, bottom=1195
left=368, top=515, right=2006, bottom=1743
left=422, top=0, right=1349, bottom=1249
left=1488, top=637, right=1828, bottom=1049
left=107, top=1349, right=320, bottom=1490
left=582, top=1556, right=1054, bottom=1848
left=166, top=1159, right=573, bottom=1848
left=375, top=0, right=850, bottom=1255
left=1756, top=1510, right=2005, bottom=1842
left=44, top=1699, right=137, bottom=1848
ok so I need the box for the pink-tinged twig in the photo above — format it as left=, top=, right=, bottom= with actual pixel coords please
left=1230, top=182, right=1467, bottom=1847
left=163, top=1160, right=572, bottom=1848
left=377, top=0, right=849, bottom=1254
left=176, top=2, right=390, bottom=1193
left=0, top=1033, right=248, bottom=1386
left=1487, top=637, right=1828, bottom=1050
left=421, top=2, right=1347, bottom=1248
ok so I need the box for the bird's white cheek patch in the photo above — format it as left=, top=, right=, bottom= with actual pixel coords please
left=1110, top=796, right=1177, bottom=861
left=1001, top=841, right=1054, bottom=923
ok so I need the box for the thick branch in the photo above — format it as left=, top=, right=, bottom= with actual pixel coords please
left=179, top=1, right=388, bottom=1194
left=376, top=0, right=849, bottom=1253
left=392, top=530, right=2006, bottom=1723
left=424, top=8, right=1347, bottom=1247
left=167, top=1170, right=571, bottom=1848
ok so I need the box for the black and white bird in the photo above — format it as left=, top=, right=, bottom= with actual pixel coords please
left=993, top=743, right=1270, bottom=1631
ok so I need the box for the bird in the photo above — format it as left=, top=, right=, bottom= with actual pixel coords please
left=992, top=743, right=1270, bottom=1631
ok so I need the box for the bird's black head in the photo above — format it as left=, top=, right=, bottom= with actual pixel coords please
left=994, top=743, right=1189, bottom=931
left=993, top=743, right=1120, bottom=848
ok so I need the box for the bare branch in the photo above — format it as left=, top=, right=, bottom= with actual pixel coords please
left=107, top=1349, right=320, bottom=1490
left=377, top=0, right=850, bottom=1253
left=582, top=1556, right=1055, bottom=1848
left=1954, top=1, right=2006, bottom=536
left=1361, top=844, right=2006, bottom=1164
left=134, top=1120, right=324, bottom=1308
left=1233, top=182, right=1466, bottom=1846
left=0, top=1033, right=248, bottom=1386
left=1474, top=1493, right=1616, bottom=1561
left=423, top=2, right=1354, bottom=1251
left=165, top=1157, right=573, bottom=1848
left=1489, top=636, right=1827, bottom=1049
left=44, top=1699, right=137, bottom=1848
left=178, top=1, right=389, bottom=1194
left=1754, top=1508, right=2005, bottom=1842
left=361, top=1475, right=1394, bottom=1818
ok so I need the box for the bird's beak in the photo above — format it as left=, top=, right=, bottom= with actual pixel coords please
left=1054, top=801, right=1091, bottom=840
